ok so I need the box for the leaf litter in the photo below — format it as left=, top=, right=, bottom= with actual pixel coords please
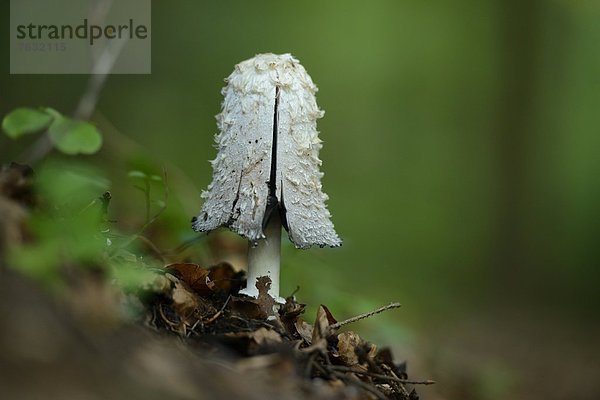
left=0, top=162, right=433, bottom=400
left=142, top=261, right=434, bottom=399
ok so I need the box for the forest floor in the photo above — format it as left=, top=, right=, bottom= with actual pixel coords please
left=0, top=262, right=432, bottom=400
left=0, top=162, right=432, bottom=400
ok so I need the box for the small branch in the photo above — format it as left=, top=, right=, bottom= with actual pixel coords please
left=204, top=295, right=231, bottom=324
left=160, top=235, right=205, bottom=256
left=134, top=235, right=165, bottom=262
left=186, top=319, right=204, bottom=338
left=158, top=304, right=179, bottom=328
left=303, top=351, right=319, bottom=378
left=332, top=371, right=388, bottom=400
left=329, top=365, right=435, bottom=385
left=329, top=302, right=401, bottom=331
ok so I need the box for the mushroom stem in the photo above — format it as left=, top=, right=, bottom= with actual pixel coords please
left=239, top=212, right=285, bottom=304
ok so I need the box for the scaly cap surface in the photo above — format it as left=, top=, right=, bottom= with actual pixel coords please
left=193, top=53, right=341, bottom=248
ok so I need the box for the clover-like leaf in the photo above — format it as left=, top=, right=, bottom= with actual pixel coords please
left=2, top=107, right=53, bottom=139
left=48, top=117, right=103, bottom=155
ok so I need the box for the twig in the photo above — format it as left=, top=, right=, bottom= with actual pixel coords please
left=289, top=285, right=300, bottom=298
left=205, top=295, right=231, bottom=324
left=329, top=365, right=435, bottom=385
left=158, top=304, right=179, bottom=328
left=160, top=235, right=206, bottom=256
left=134, top=235, right=165, bottom=262
left=304, top=351, right=319, bottom=378
left=311, top=357, right=328, bottom=377
left=329, top=302, right=401, bottom=331
left=380, top=363, right=411, bottom=397
left=332, top=371, right=388, bottom=400
left=186, top=319, right=204, bottom=338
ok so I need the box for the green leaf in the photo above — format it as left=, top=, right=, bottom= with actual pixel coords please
left=42, top=107, right=62, bottom=120
left=111, top=261, right=158, bottom=292
left=37, top=160, right=110, bottom=210
left=2, top=107, right=53, bottom=139
left=127, top=170, right=148, bottom=179
left=48, top=117, right=103, bottom=155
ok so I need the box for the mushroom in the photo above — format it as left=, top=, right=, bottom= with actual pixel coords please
left=192, top=53, right=341, bottom=303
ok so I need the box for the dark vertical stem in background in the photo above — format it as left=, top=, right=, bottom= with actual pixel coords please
left=21, top=0, right=120, bottom=165
left=492, top=0, right=541, bottom=281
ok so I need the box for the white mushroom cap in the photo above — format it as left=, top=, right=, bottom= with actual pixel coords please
left=193, top=53, right=341, bottom=249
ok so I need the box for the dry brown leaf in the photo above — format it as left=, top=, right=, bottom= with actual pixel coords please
left=278, top=297, right=307, bottom=338
left=312, top=304, right=337, bottom=343
left=250, top=327, right=282, bottom=345
left=208, top=262, right=238, bottom=293
left=230, top=276, right=277, bottom=320
left=337, top=331, right=362, bottom=366
left=279, top=297, right=305, bottom=320
left=166, top=263, right=215, bottom=295
left=224, top=327, right=282, bottom=354
left=172, top=281, right=200, bottom=318
left=294, top=319, right=314, bottom=344
left=230, top=296, right=264, bottom=320
left=367, top=343, right=378, bottom=359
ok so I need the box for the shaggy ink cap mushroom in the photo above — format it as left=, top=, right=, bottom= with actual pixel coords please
left=193, top=53, right=341, bottom=303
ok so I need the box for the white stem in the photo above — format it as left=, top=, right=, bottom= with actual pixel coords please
left=239, top=212, right=285, bottom=304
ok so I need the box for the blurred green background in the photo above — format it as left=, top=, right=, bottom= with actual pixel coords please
left=2, top=1, right=599, bottom=399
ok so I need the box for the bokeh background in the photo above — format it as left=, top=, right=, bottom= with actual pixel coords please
left=2, top=1, right=599, bottom=399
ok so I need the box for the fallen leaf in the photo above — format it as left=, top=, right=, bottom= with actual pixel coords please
left=228, top=326, right=281, bottom=347
left=294, top=319, right=314, bottom=344
left=337, top=331, right=362, bottom=366
left=166, top=263, right=215, bottom=296
left=223, top=327, right=282, bottom=355
left=208, top=262, right=240, bottom=293
left=354, top=341, right=378, bottom=368
left=279, top=297, right=306, bottom=337
left=279, top=297, right=306, bottom=320
left=230, top=296, right=265, bottom=320
left=249, top=326, right=282, bottom=345
left=312, top=304, right=337, bottom=343
left=172, top=281, right=200, bottom=318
